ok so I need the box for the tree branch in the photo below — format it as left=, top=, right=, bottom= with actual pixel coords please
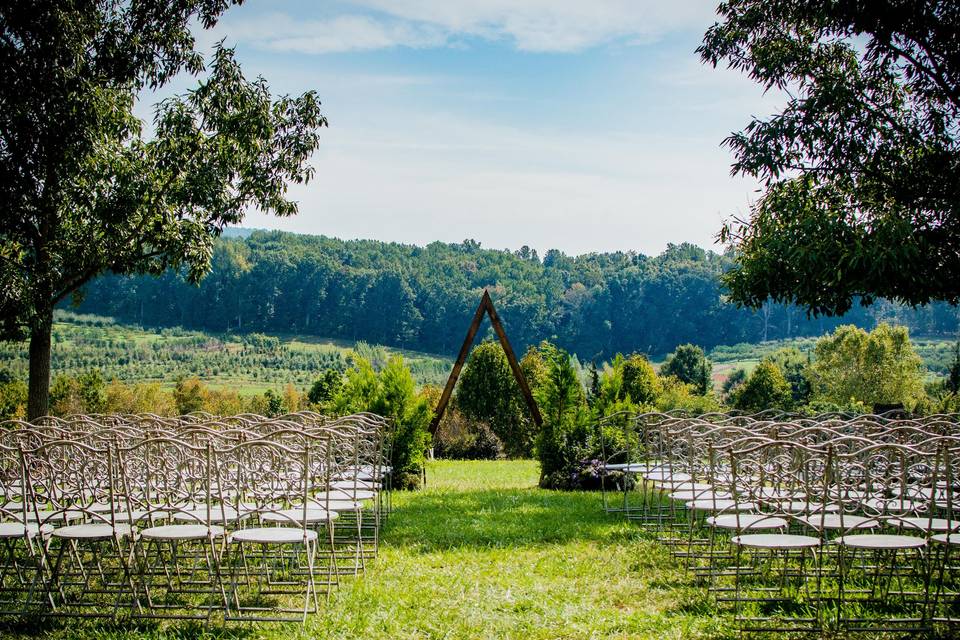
left=884, top=39, right=960, bottom=112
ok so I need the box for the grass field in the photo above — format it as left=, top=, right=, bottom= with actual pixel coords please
left=2, top=460, right=728, bottom=640
left=0, top=311, right=453, bottom=392
left=1, top=313, right=954, bottom=397
left=707, top=335, right=958, bottom=386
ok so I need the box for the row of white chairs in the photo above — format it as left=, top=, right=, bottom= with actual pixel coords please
left=599, top=411, right=960, bottom=636
left=0, top=411, right=391, bottom=623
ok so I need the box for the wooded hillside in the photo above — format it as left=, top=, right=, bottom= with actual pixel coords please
left=72, top=230, right=960, bottom=360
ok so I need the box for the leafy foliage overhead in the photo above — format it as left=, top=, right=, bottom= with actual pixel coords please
left=0, top=1, right=325, bottom=416
left=700, top=0, right=960, bottom=315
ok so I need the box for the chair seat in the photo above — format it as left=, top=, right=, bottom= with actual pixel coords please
left=687, top=499, right=756, bottom=512
left=310, top=499, right=363, bottom=512
left=835, top=534, right=926, bottom=550
left=261, top=508, right=337, bottom=524
left=316, top=489, right=377, bottom=502
left=331, top=479, right=380, bottom=490
left=777, top=501, right=840, bottom=514
left=0, top=522, right=53, bottom=538
left=799, top=514, right=877, bottom=531
left=26, top=510, right=84, bottom=523
left=931, top=533, right=960, bottom=546
left=230, top=527, right=318, bottom=544
left=112, top=509, right=167, bottom=523
left=85, top=502, right=124, bottom=513
left=670, top=490, right=730, bottom=502
left=602, top=462, right=642, bottom=472
left=888, top=517, right=960, bottom=533
left=140, top=524, right=225, bottom=541
left=707, top=514, right=788, bottom=531
left=348, top=464, right=390, bottom=476
left=671, top=482, right=713, bottom=492
left=732, top=533, right=821, bottom=549
left=604, top=461, right=666, bottom=473
left=52, top=523, right=132, bottom=540
left=646, top=471, right=692, bottom=483
left=173, top=507, right=247, bottom=523
left=862, top=498, right=921, bottom=514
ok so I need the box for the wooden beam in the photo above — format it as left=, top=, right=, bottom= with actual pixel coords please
left=483, top=291, right=543, bottom=427
left=429, top=293, right=488, bottom=434
left=429, top=289, right=543, bottom=434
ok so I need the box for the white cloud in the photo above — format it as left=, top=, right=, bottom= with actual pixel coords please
left=221, top=1, right=718, bottom=54
left=354, top=0, right=715, bottom=51
left=221, top=12, right=447, bottom=54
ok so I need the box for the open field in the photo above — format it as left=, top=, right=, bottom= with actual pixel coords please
left=0, top=460, right=726, bottom=640
left=0, top=311, right=453, bottom=392
left=706, top=336, right=958, bottom=384
left=1, top=313, right=955, bottom=397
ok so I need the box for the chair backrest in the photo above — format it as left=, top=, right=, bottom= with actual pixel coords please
left=117, top=436, right=209, bottom=521
left=213, top=436, right=330, bottom=527
left=21, top=439, right=120, bottom=528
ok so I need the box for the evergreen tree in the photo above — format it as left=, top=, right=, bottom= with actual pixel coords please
left=660, top=344, right=712, bottom=394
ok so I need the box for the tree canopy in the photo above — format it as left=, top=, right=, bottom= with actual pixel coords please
left=0, top=1, right=325, bottom=417
left=660, top=344, right=712, bottom=395
left=699, top=0, right=960, bottom=315
left=732, top=360, right=793, bottom=413
left=455, top=340, right=536, bottom=458
left=810, top=323, right=926, bottom=410
left=72, top=231, right=960, bottom=361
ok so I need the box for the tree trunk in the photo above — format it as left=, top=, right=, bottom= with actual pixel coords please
left=27, top=307, right=53, bottom=420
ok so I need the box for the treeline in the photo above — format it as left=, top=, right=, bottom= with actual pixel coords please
left=72, top=231, right=960, bottom=360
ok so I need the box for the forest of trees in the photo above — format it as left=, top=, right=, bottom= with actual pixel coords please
left=71, top=230, right=960, bottom=361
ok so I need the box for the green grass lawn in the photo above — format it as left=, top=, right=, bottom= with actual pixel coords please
left=5, top=460, right=730, bottom=640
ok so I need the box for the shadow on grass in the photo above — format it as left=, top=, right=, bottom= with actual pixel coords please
left=382, top=485, right=635, bottom=552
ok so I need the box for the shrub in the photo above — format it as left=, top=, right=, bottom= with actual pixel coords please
left=373, top=356, right=432, bottom=490
left=721, top=368, right=747, bottom=398
left=455, top=340, right=536, bottom=458
left=621, top=354, right=661, bottom=404
left=947, top=342, right=960, bottom=395
left=0, top=371, right=27, bottom=420
left=434, top=408, right=504, bottom=460
left=50, top=370, right=106, bottom=415
left=307, top=369, right=343, bottom=407
left=732, top=361, right=793, bottom=412
left=205, top=388, right=247, bottom=416
left=333, top=355, right=432, bottom=489
left=656, top=375, right=723, bottom=414
left=263, top=389, right=283, bottom=417
left=567, top=458, right=636, bottom=491
left=535, top=344, right=592, bottom=489
left=173, top=377, right=209, bottom=415
left=765, top=347, right=813, bottom=405
left=660, top=344, right=712, bottom=394
left=104, top=380, right=175, bottom=415
left=810, top=323, right=926, bottom=411
left=281, top=383, right=303, bottom=413
left=594, top=396, right=643, bottom=463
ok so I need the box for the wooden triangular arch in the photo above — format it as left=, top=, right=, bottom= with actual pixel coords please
left=429, top=289, right=543, bottom=434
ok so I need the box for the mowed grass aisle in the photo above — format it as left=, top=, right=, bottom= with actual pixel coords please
left=11, top=460, right=730, bottom=640
left=310, top=460, right=727, bottom=640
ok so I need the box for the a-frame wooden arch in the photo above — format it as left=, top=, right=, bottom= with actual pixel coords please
left=429, top=289, right=543, bottom=434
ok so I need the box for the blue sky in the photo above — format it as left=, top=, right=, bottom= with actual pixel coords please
left=171, top=1, right=783, bottom=256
